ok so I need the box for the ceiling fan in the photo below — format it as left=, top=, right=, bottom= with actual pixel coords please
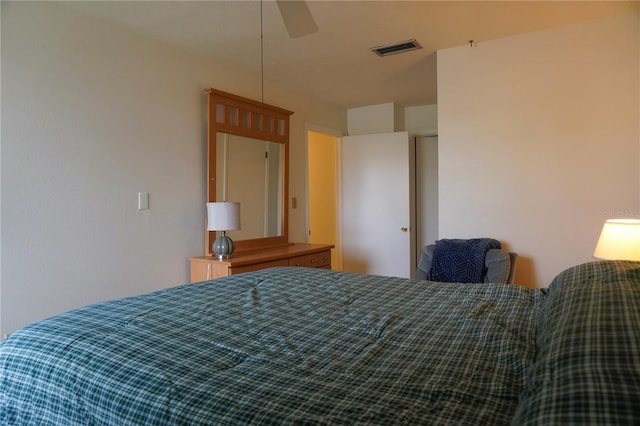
left=275, top=0, right=318, bottom=38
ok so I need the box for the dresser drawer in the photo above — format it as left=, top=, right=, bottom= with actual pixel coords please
left=190, top=244, right=334, bottom=282
left=288, top=250, right=331, bottom=268
left=231, top=259, right=289, bottom=275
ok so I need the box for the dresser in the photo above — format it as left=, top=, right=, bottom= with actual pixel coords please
left=190, top=243, right=333, bottom=283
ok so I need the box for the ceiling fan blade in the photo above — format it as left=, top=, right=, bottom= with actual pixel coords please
left=276, top=0, right=319, bottom=39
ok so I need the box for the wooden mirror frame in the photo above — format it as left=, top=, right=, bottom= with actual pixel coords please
left=205, top=88, right=293, bottom=255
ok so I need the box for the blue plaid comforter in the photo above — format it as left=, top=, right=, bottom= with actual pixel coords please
left=2, top=267, right=544, bottom=424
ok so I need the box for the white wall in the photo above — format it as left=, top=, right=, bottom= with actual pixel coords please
left=0, top=2, right=344, bottom=335
left=346, top=103, right=437, bottom=137
left=438, top=11, right=640, bottom=288
left=405, top=105, right=438, bottom=137
left=347, top=103, right=396, bottom=135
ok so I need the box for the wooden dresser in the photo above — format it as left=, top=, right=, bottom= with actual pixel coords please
left=190, top=243, right=333, bottom=283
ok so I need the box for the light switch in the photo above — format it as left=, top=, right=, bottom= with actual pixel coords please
left=138, top=192, right=149, bottom=210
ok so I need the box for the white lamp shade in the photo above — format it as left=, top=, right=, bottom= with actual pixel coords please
left=593, top=219, right=640, bottom=261
left=207, top=202, right=241, bottom=231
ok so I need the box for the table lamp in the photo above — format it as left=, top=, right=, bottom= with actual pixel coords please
left=593, top=219, right=640, bottom=261
left=207, top=202, right=241, bottom=260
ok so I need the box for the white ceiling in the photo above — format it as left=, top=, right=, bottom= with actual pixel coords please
left=65, top=1, right=638, bottom=109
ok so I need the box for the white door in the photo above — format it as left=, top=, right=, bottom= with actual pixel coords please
left=340, top=131, right=414, bottom=278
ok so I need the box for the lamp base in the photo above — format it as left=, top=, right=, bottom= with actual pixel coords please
left=212, top=232, right=235, bottom=260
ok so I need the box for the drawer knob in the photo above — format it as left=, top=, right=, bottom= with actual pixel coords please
left=310, top=259, right=315, bottom=263
left=296, top=263, right=301, bottom=266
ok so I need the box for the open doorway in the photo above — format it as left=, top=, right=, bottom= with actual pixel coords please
left=307, top=129, right=342, bottom=270
left=415, top=135, right=439, bottom=251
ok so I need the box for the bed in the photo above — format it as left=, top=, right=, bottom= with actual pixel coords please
left=1, top=260, right=639, bottom=425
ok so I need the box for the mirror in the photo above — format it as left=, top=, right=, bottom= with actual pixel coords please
left=216, top=132, right=283, bottom=241
left=205, top=88, right=293, bottom=255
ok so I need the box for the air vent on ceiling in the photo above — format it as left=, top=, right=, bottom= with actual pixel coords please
left=371, top=39, right=422, bottom=57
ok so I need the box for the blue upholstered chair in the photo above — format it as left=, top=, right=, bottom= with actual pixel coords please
left=415, top=244, right=518, bottom=284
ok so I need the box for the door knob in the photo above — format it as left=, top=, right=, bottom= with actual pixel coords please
left=401, top=227, right=408, bottom=232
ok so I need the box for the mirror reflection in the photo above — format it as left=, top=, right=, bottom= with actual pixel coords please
left=216, top=132, right=283, bottom=241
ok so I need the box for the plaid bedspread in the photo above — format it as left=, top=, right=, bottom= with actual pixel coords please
left=512, top=260, right=640, bottom=425
left=1, top=267, right=543, bottom=425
